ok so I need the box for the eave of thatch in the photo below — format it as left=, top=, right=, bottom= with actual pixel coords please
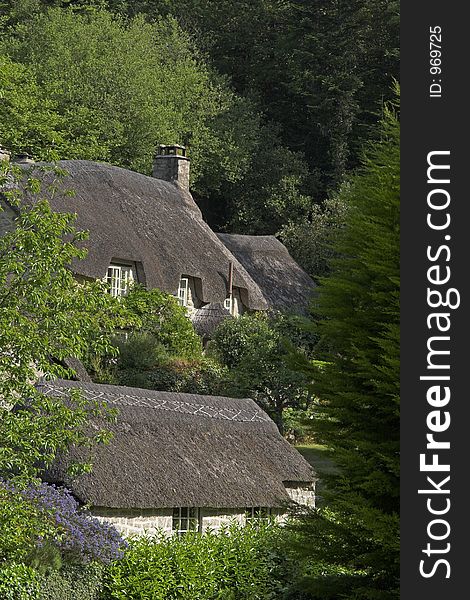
left=216, top=233, right=316, bottom=313
left=15, top=161, right=268, bottom=310
left=41, top=379, right=315, bottom=509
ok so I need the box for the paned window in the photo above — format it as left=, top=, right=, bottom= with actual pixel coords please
left=245, top=507, right=271, bottom=522
left=172, top=507, right=200, bottom=535
left=177, top=277, right=190, bottom=306
left=106, top=264, right=134, bottom=297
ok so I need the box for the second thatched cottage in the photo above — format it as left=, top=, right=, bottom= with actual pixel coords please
left=41, top=379, right=316, bottom=536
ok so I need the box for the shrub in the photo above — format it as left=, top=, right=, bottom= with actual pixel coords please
left=38, top=564, right=103, bottom=600
left=21, top=484, right=127, bottom=566
left=0, top=563, right=40, bottom=600
left=0, top=482, right=126, bottom=568
left=123, top=287, right=202, bottom=360
left=102, top=523, right=285, bottom=600
left=0, top=481, right=59, bottom=564
left=209, top=313, right=313, bottom=433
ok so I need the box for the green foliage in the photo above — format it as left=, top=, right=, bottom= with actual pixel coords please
left=280, top=194, right=349, bottom=280
left=1, top=0, right=398, bottom=236
left=1, top=6, right=272, bottom=197
left=116, top=0, right=399, bottom=196
left=88, top=288, right=229, bottom=394
left=93, top=330, right=227, bottom=395
left=122, top=286, right=202, bottom=359
left=290, top=103, right=400, bottom=598
left=0, top=484, right=58, bottom=563
left=102, top=524, right=287, bottom=600
left=202, top=122, right=313, bottom=234
left=0, top=163, right=129, bottom=482
left=38, top=563, right=103, bottom=600
left=209, top=313, right=313, bottom=433
left=0, top=56, right=63, bottom=159
left=0, top=563, right=40, bottom=600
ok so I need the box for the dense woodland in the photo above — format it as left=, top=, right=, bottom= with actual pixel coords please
left=0, top=0, right=398, bottom=278
left=0, top=1, right=399, bottom=599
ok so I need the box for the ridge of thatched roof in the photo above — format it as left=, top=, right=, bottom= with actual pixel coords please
left=41, top=379, right=315, bottom=509
left=216, top=233, right=316, bottom=313
left=16, top=161, right=268, bottom=310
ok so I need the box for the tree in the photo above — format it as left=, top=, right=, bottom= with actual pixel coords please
left=0, top=56, right=64, bottom=160
left=290, top=102, right=399, bottom=598
left=280, top=193, right=349, bottom=280
left=0, top=162, right=130, bottom=482
left=124, top=0, right=399, bottom=199
left=1, top=6, right=270, bottom=200
left=210, top=312, right=314, bottom=433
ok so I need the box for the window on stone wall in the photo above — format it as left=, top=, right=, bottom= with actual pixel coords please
left=172, top=507, right=200, bottom=535
left=245, top=507, right=271, bottom=522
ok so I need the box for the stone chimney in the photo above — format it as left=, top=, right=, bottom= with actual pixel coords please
left=153, top=145, right=190, bottom=191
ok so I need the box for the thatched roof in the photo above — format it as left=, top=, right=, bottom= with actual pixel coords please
left=15, top=161, right=268, bottom=310
left=62, top=358, right=92, bottom=383
left=40, top=379, right=315, bottom=509
left=217, top=234, right=315, bottom=313
left=191, top=302, right=232, bottom=339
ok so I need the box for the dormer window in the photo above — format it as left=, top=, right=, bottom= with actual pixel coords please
left=177, top=277, right=189, bottom=307
left=224, top=287, right=244, bottom=317
left=176, top=276, right=202, bottom=310
left=106, top=263, right=135, bottom=297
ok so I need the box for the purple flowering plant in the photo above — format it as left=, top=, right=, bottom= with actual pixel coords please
left=0, top=480, right=127, bottom=566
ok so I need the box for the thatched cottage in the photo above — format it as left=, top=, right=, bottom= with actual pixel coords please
left=41, top=379, right=316, bottom=536
left=1, top=146, right=315, bottom=326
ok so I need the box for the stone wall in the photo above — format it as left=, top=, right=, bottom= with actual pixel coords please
left=199, top=508, right=245, bottom=532
left=92, top=507, right=173, bottom=537
left=286, top=483, right=316, bottom=508
left=92, top=505, right=299, bottom=538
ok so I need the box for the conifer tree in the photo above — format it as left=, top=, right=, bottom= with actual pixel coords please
left=291, top=100, right=399, bottom=599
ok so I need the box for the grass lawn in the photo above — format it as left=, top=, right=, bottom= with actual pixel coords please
left=295, top=443, right=339, bottom=500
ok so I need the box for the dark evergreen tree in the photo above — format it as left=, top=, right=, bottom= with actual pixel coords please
left=290, top=100, right=399, bottom=599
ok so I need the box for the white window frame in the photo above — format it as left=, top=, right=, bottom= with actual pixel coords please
left=172, top=507, right=200, bottom=535
left=177, top=277, right=190, bottom=307
left=224, top=296, right=232, bottom=313
left=106, top=264, right=135, bottom=298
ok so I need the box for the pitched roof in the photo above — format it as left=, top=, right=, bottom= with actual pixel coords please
left=216, top=234, right=315, bottom=313
left=40, top=379, right=315, bottom=509
left=61, top=358, right=92, bottom=383
left=191, top=302, right=232, bottom=339
left=16, top=161, right=268, bottom=310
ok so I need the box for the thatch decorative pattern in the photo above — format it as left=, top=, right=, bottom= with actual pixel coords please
left=216, top=233, right=316, bottom=312
left=41, top=379, right=316, bottom=509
